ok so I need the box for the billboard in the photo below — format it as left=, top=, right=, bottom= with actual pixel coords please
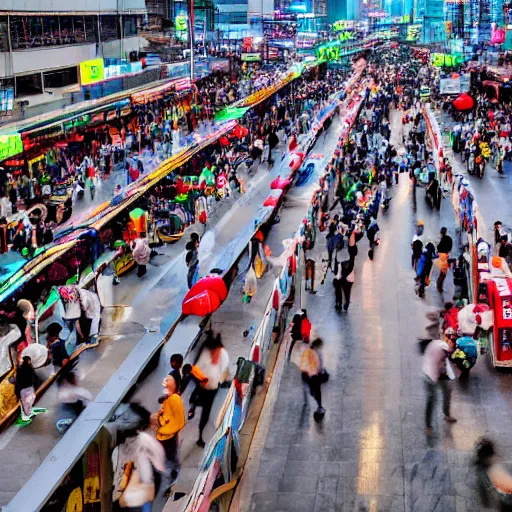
left=241, top=52, right=262, bottom=62
left=176, top=15, right=188, bottom=42
left=0, top=134, right=23, bottom=161
left=80, top=58, right=104, bottom=86
left=439, top=73, right=471, bottom=95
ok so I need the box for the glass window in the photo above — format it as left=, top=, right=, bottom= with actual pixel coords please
left=100, top=15, right=119, bottom=41
left=74, top=16, right=86, bottom=43
left=60, top=17, right=75, bottom=44
left=27, top=17, right=43, bottom=47
left=123, top=15, right=138, bottom=37
left=41, top=16, right=60, bottom=46
left=10, top=16, right=43, bottom=49
left=85, top=15, right=98, bottom=42
left=0, top=17, right=8, bottom=52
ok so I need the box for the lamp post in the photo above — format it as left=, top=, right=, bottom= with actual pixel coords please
left=187, top=0, right=195, bottom=83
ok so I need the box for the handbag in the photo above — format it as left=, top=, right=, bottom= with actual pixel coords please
left=319, top=369, right=329, bottom=384
left=119, top=468, right=155, bottom=508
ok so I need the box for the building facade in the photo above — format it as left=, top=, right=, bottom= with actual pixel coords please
left=0, top=0, right=147, bottom=97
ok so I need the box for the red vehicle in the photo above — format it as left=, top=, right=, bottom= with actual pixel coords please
left=486, top=276, right=512, bottom=368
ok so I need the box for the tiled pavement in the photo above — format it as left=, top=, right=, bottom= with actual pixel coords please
left=246, top=111, right=512, bottom=512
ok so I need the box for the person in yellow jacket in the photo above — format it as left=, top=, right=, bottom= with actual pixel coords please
left=155, top=375, right=186, bottom=471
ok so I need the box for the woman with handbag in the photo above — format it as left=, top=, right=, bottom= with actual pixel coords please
left=300, top=338, right=327, bottom=419
left=112, top=407, right=167, bottom=512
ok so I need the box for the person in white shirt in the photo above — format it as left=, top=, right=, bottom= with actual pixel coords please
left=194, top=331, right=230, bottom=447
left=423, top=337, right=457, bottom=435
left=0, top=194, right=12, bottom=218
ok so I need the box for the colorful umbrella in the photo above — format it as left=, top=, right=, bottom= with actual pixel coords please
left=182, top=275, right=229, bottom=316
left=270, top=176, right=291, bottom=190
left=453, top=93, right=474, bottom=111
left=263, top=195, right=279, bottom=207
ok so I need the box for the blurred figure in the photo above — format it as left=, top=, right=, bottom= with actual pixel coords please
left=300, top=338, right=327, bottom=419
left=422, top=338, right=457, bottom=435
left=15, top=356, right=37, bottom=423
left=475, top=437, right=512, bottom=511
left=132, top=232, right=151, bottom=278
left=56, top=370, right=92, bottom=433
left=194, top=332, right=230, bottom=447
left=436, top=227, right=453, bottom=293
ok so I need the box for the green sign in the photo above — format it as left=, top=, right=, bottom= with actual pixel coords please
left=241, top=52, right=262, bottom=62
left=431, top=52, right=463, bottom=67
left=0, top=134, right=23, bottom=161
left=333, top=20, right=355, bottom=31
left=176, top=15, right=188, bottom=41
left=338, top=30, right=355, bottom=42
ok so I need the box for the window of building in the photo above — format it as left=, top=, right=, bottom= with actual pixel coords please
left=10, top=16, right=43, bottom=49
left=123, top=15, right=139, bottom=37
left=73, top=17, right=86, bottom=43
left=84, top=15, right=98, bottom=42
left=218, top=12, right=247, bottom=24
left=43, top=66, right=78, bottom=89
left=0, top=17, right=8, bottom=52
left=41, top=16, right=60, bottom=45
left=60, top=17, right=76, bottom=44
left=100, top=15, right=119, bottom=41
left=15, top=72, right=43, bottom=96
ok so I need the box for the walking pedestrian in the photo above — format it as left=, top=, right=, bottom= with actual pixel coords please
left=300, top=338, right=327, bottom=419
left=436, top=227, right=453, bottom=293
left=422, top=338, right=457, bottom=435
left=15, top=356, right=37, bottom=424
left=411, top=220, right=424, bottom=272
left=333, top=257, right=355, bottom=311
left=194, top=332, right=230, bottom=447
left=185, top=239, right=199, bottom=289
left=132, top=232, right=151, bottom=278
left=155, top=375, right=186, bottom=474
left=168, top=353, right=184, bottom=392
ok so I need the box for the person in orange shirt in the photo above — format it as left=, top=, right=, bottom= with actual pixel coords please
left=155, top=375, right=186, bottom=473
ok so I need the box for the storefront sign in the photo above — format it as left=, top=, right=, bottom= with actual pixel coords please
left=176, top=15, right=188, bottom=42
left=333, top=20, right=355, bottom=31
left=104, top=61, right=143, bottom=79
left=406, top=25, right=421, bottom=42
left=80, top=58, right=105, bottom=86
left=241, top=52, right=262, bottom=62
left=431, top=53, right=463, bottom=67
left=440, top=77, right=461, bottom=94
left=0, top=134, right=23, bottom=161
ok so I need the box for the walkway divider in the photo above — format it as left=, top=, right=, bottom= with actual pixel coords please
left=178, top=85, right=368, bottom=512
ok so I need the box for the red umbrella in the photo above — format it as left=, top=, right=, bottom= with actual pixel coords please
left=263, top=195, right=279, bottom=207
left=219, top=136, right=230, bottom=146
left=270, top=176, right=291, bottom=190
left=453, top=93, right=474, bottom=111
left=231, top=125, right=244, bottom=139
left=289, top=152, right=305, bottom=172
left=241, top=126, right=249, bottom=137
left=182, top=275, right=228, bottom=316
